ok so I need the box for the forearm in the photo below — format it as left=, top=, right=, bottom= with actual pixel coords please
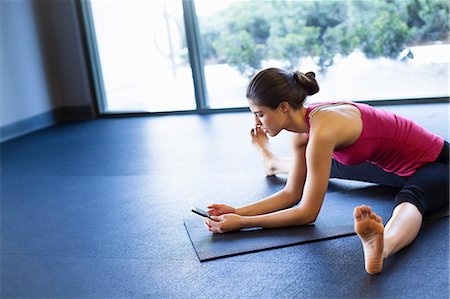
left=235, top=189, right=299, bottom=216
left=241, top=206, right=314, bottom=229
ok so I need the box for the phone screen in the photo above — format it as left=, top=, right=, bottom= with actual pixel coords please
left=191, top=207, right=213, bottom=220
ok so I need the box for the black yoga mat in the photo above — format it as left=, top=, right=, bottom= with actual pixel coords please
left=185, top=186, right=448, bottom=261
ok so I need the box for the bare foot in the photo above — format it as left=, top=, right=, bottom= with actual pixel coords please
left=354, top=205, right=385, bottom=274
left=250, top=127, right=277, bottom=175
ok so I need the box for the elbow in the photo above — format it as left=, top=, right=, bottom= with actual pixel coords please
left=298, top=208, right=319, bottom=225
left=306, top=213, right=318, bottom=224
left=283, top=189, right=302, bottom=206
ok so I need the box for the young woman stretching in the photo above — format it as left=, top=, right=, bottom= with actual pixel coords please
left=204, top=68, right=449, bottom=274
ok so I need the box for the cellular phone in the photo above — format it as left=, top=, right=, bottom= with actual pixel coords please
left=191, top=206, right=214, bottom=220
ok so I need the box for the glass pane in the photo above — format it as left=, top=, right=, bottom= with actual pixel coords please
left=196, top=0, right=449, bottom=108
left=90, top=0, right=196, bottom=112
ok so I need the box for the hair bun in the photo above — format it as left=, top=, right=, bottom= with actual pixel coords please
left=294, top=71, right=319, bottom=96
left=305, top=71, right=316, bottom=80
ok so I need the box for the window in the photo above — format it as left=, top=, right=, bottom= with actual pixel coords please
left=82, top=0, right=449, bottom=114
left=85, top=1, right=196, bottom=113
left=196, top=0, right=449, bottom=106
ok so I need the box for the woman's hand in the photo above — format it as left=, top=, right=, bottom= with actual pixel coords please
left=207, top=204, right=236, bottom=216
left=204, top=214, right=242, bottom=233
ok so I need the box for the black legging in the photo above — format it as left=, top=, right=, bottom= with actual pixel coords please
left=330, top=141, right=449, bottom=217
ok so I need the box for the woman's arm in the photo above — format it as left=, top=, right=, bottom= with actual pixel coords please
left=206, top=129, right=336, bottom=233
left=236, top=133, right=308, bottom=216
left=243, top=129, right=335, bottom=228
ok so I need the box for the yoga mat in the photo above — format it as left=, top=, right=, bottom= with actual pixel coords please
left=185, top=186, right=448, bottom=261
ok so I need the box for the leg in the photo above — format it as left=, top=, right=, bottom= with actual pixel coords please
left=353, top=203, right=422, bottom=274
left=250, top=126, right=291, bottom=175
left=354, top=160, right=449, bottom=274
left=330, top=160, right=406, bottom=188
left=383, top=202, right=422, bottom=257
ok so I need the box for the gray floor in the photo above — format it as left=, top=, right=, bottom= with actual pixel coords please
left=1, top=103, right=449, bottom=298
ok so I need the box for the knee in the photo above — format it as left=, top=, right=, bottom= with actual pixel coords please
left=395, top=186, right=426, bottom=217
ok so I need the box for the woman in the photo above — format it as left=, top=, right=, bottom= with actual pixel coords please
left=204, top=68, right=449, bottom=274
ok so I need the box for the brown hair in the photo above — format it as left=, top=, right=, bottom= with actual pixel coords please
left=246, top=68, right=319, bottom=110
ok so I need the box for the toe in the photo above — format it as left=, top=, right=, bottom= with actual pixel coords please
left=359, top=205, right=367, bottom=214
left=353, top=206, right=363, bottom=220
left=364, top=207, right=374, bottom=218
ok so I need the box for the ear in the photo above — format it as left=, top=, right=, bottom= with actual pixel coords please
left=279, top=101, right=289, bottom=112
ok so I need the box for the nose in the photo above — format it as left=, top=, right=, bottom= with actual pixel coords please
left=254, top=115, right=262, bottom=126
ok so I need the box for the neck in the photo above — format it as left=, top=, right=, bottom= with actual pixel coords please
left=284, top=106, right=309, bottom=133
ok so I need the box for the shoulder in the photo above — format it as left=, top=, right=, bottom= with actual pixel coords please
left=308, top=110, right=343, bottom=147
left=309, top=104, right=359, bottom=133
left=309, top=110, right=340, bottom=135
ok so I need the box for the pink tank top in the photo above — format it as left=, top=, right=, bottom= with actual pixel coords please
left=305, top=102, right=444, bottom=177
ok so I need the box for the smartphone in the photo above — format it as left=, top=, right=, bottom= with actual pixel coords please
left=191, top=206, right=214, bottom=220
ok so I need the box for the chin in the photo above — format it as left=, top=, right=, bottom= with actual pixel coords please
left=268, top=130, right=281, bottom=137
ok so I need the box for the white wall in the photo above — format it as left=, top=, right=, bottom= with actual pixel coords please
left=0, top=0, right=94, bottom=134
left=1, top=0, right=59, bottom=127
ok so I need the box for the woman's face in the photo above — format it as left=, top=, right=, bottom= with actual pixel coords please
left=248, top=99, right=286, bottom=137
